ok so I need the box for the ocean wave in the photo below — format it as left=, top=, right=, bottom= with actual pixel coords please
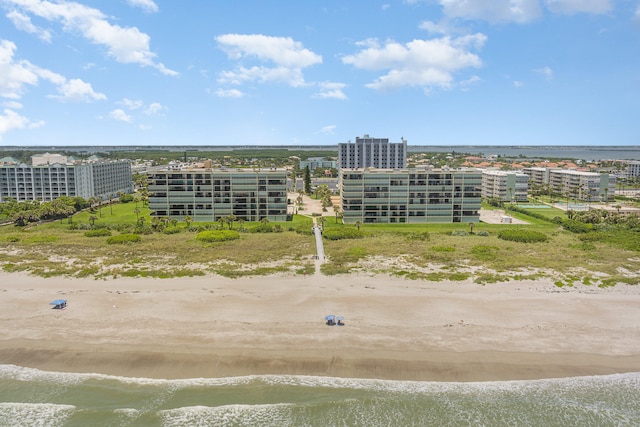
left=159, top=403, right=296, bottom=427
left=1, top=364, right=639, bottom=392
left=0, top=402, right=75, bottom=427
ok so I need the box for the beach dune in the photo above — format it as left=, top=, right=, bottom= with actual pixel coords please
left=1, top=272, right=639, bottom=381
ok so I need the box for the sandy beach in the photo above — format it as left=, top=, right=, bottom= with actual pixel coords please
left=1, top=271, right=639, bottom=382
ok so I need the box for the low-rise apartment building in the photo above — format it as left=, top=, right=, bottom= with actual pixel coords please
left=481, top=170, right=529, bottom=202
left=522, top=167, right=615, bottom=202
left=148, top=168, right=288, bottom=222
left=0, top=154, right=132, bottom=202
left=340, top=168, right=481, bottom=224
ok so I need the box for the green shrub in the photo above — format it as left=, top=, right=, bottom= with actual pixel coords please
left=196, top=230, right=240, bottom=242
left=163, top=226, right=181, bottom=234
left=253, top=224, right=273, bottom=233
left=451, top=230, right=469, bottom=236
left=432, top=246, right=455, bottom=252
left=476, top=230, right=490, bottom=236
left=295, top=226, right=314, bottom=235
left=119, top=194, right=134, bottom=203
left=106, top=234, right=141, bottom=244
left=323, top=228, right=363, bottom=240
left=406, top=231, right=430, bottom=241
left=84, top=229, right=112, bottom=237
left=497, top=229, right=549, bottom=243
left=561, top=220, right=593, bottom=234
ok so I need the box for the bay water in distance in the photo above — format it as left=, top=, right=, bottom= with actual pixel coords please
left=1, top=365, right=639, bottom=426
left=407, top=145, right=640, bottom=161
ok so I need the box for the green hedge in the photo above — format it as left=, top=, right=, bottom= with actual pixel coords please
left=497, top=229, right=548, bottom=243
left=163, top=226, right=181, bottom=234
left=106, top=234, right=141, bottom=244
left=84, top=229, right=112, bottom=237
left=322, top=228, right=363, bottom=240
left=560, top=220, right=593, bottom=234
left=196, top=230, right=240, bottom=242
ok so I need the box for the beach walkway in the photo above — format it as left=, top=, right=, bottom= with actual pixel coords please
left=312, top=219, right=325, bottom=274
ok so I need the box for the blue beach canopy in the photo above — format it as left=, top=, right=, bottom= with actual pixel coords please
left=325, top=315, right=335, bottom=321
left=50, top=299, right=67, bottom=305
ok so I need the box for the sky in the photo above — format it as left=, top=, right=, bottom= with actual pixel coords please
left=1, top=0, right=639, bottom=147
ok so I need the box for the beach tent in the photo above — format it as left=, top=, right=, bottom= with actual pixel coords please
left=50, top=299, right=67, bottom=309
left=336, top=315, right=344, bottom=326
left=325, top=314, right=336, bottom=325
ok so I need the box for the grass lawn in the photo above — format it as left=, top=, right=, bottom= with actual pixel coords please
left=0, top=204, right=638, bottom=286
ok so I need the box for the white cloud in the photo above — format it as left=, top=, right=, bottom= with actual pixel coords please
left=109, top=108, right=132, bottom=122
left=215, top=88, right=244, bottom=98
left=6, top=10, right=52, bottom=42
left=419, top=20, right=453, bottom=35
left=513, top=80, right=524, bottom=87
left=218, top=65, right=306, bottom=87
left=126, top=0, right=159, bottom=13
left=144, top=102, right=166, bottom=115
left=52, top=78, right=106, bottom=102
left=342, top=34, right=486, bottom=92
left=320, top=125, right=337, bottom=135
left=636, top=4, right=640, bottom=21
left=2, top=100, right=23, bottom=109
left=545, top=0, right=613, bottom=15
left=0, top=39, right=39, bottom=99
left=534, top=66, right=553, bottom=80
left=438, top=0, right=542, bottom=24
left=217, top=34, right=322, bottom=68
left=216, top=34, right=321, bottom=88
left=119, top=98, right=144, bottom=110
left=1, top=38, right=104, bottom=102
left=4, top=0, right=176, bottom=75
left=314, top=82, right=348, bottom=100
left=0, top=108, right=43, bottom=140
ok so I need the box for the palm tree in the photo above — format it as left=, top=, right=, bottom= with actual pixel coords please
left=355, top=220, right=362, bottom=231
left=133, top=208, right=140, bottom=221
left=334, top=206, right=342, bottom=223
left=89, top=215, right=98, bottom=228
left=184, top=215, right=192, bottom=228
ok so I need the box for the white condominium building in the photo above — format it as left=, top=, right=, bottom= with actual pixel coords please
left=340, top=168, right=481, bottom=224
left=522, top=167, right=615, bottom=202
left=148, top=168, right=288, bottom=222
left=338, top=135, right=407, bottom=169
left=0, top=154, right=133, bottom=202
left=481, top=170, right=529, bottom=202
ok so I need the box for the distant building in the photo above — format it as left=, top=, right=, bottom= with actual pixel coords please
left=338, top=135, right=407, bottom=169
left=481, top=170, right=529, bottom=202
left=299, top=157, right=337, bottom=171
left=625, top=161, right=640, bottom=179
left=340, top=168, right=481, bottom=224
left=148, top=168, right=288, bottom=222
left=521, top=167, right=553, bottom=188
left=523, top=167, right=615, bottom=202
left=0, top=154, right=132, bottom=202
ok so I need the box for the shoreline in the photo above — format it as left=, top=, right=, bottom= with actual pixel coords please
left=2, top=345, right=639, bottom=382
left=1, top=272, right=639, bottom=382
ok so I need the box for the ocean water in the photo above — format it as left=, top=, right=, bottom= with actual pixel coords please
left=1, top=365, right=639, bottom=427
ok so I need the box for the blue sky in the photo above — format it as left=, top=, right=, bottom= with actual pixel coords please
left=1, top=0, right=639, bottom=147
